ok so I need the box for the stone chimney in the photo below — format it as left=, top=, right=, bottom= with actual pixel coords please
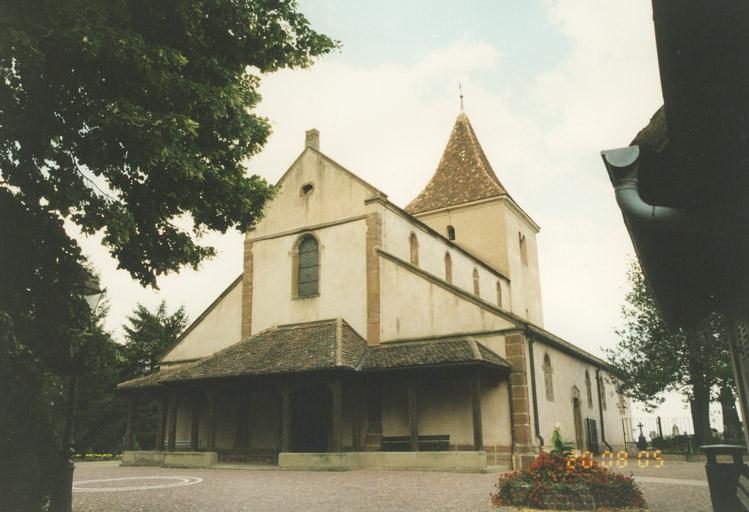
left=305, top=128, right=320, bottom=150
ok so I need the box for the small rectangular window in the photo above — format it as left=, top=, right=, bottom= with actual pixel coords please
left=519, top=233, right=528, bottom=266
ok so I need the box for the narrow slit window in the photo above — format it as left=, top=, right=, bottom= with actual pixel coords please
left=543, top=354, right=554, bottom=401
left=496, top=281, right=502, bottom=307
left=445, top=252, right=453, bottom=283
left=409, top=232, right=419, bottom=265
left=585, top=371, right=593, bottom=408
left=473, top=268, right=480, bottom=296
left=519, top=232, right=528, bottom=266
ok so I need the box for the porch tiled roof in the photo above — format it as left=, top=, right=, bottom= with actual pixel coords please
left=117, top=366, right=185, bottom=390
left=161, top=319, right=367, bottom=383
left=116, top=321, right=511, bottom=389
left=360, top=337, right=510, bottom=371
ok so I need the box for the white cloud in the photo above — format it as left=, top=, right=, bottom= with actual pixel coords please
left=75, top=2, right=692, bottom=419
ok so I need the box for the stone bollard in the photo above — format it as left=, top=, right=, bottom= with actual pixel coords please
left=702, top=444, right=747, bottom=512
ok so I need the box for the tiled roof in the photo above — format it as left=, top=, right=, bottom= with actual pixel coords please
left=406, top=112, right=507, bottom=215
left=359, top=337, right=511, bottom=371
left=117, top=366, right=187, bottom=390
left=161, top=319, right=367, bottom=383
left=116, top=321, right=510, bottom=389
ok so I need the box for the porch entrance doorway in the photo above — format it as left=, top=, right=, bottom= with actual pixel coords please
left=290, top=383, right=332, bottom=452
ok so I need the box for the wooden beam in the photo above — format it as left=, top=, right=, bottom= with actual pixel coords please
left=352, top=381, right=361, bottom=451
left=236, top=389, right=249, bottom=451
left=125, top=395, right=137, bottom=450
left=329, top=380, right=343, bottom=453
left=157, top=392, right=168, bottom=451
left=408, top=378, right=418, bottom=451
left=280, top=384, right=291, bottom=453
left=167, top=393, right=179, bottom=452
left=190, top=392, right=200, bottom=451
left=207, top=389, right=217, bottom=452
left=472, top=372, right=484, bottom=451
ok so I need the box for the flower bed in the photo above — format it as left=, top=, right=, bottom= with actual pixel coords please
left=490, top=451, right=647, bottom=510
left=73, top=453, right=122, bottom=462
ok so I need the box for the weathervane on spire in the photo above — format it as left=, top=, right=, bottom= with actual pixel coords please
left=459, top=83, right=464, bottom=111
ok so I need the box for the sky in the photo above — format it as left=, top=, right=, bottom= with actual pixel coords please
left=73, top=0, right=720, bottom=429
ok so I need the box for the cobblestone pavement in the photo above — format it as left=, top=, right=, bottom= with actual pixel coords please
left=73, top=460, right=712, bottom=512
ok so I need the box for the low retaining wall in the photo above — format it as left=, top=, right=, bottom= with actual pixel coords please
left=279, top=451, right=488, bottom=472
left=121, top=451, right=217, bottom=468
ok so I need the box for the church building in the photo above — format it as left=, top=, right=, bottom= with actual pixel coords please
left=118, top=112, right=629, bottom=471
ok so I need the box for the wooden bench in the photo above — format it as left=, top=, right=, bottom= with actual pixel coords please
left=381, top=435, right=450, bottom=452
left=737, top=472, right=749, bottom=511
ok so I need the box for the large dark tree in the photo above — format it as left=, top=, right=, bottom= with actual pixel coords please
left=0, top=2, right=335, bottom=509
left=0, top=0, right=337, bottom=285
left=606, top=261, right=739, bottom=445
left=121, top=301, right=188, bottom=379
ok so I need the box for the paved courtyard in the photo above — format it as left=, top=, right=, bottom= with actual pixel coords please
left=72, top=459, right=712, bottom=512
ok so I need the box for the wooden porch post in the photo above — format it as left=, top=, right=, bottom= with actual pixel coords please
left=125, top=394, right=137, bottom=450
left=167, top=393, right=179, bottom=452
left=329, top=380, right=343, bottom=453
left=157, top=392, right=168, bottom=451
left=236, top=388, right=249, bottom=451
left=352, top=381, right=361, bottom=451
left=207, top=388, right=217, bottom=452
left=190, top=391, right=200, bottom=451
left=408, top=378, right=419, bottom=451
left=472, top=371, right=484, bottom=451
left=280, top=384, right=291, bottom=452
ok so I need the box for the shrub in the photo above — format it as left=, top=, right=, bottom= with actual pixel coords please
left=73, top=453, right=122, bottom=462
left=491, top=452, right=647, bottom=510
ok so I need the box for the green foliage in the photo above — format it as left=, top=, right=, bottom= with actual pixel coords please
left=0, top=313, right=62, bottom=512
left=121, top=301, right=188, bottom=378
left=550, top=426, right=575, bottom=457
left=0, top=0, right=337, bottom=286
left=73, top=453, right=122, bottom=462
left=490, top=451, right=647, bottom=510
left=606, top=260, right=734, bottom=443
left=0, top=2, right=334, bottom=507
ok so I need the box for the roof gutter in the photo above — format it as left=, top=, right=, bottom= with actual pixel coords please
left=596, top=369, right=613, bottom=452
left=600, top=146, right=698, bottom=232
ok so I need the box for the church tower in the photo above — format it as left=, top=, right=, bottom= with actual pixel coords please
left=406, top=112, right=544, bottom=325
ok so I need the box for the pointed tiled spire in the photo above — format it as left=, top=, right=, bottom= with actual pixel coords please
left=406, top=112, right=507, bottom=215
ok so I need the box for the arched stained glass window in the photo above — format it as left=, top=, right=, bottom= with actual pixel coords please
left=297, top=235, right=319, bottom=297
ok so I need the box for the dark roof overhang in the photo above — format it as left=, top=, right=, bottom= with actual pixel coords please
left=601, top=0, right=749, bottom=328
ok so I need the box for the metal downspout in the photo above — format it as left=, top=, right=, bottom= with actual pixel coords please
left=596, top=369, right=613, bottom=452
left=601, top=146, right=698, bottom=232
left=527, top=336, right=544, bottom=447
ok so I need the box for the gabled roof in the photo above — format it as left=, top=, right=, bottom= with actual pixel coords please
left=360, top=337, right=510, bottom=371
left=406, top=112, right=508, bottom=215
left=162, top=318, right=367, bottom=382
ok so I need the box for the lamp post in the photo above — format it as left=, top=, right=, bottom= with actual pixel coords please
left=50, top=277, right=104, bottom=512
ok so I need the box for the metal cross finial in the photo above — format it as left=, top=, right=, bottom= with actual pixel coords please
left=459, top=83, right=464, bottom=111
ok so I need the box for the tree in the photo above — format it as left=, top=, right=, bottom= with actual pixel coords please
left=1, top=0, right=337, bottom=286
left=1, top=1, right=335, bottom=507
left=121, top=301, right=188, bottom=379
left=606, top=261, right=738, bottom=446
left=117, top=301, right=189, bottom=450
